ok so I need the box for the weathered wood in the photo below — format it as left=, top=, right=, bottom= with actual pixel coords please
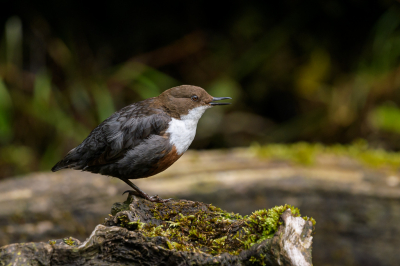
left=0, top=196, right=314, bottom=266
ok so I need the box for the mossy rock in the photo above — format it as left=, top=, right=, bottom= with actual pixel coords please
left=105, top=195, right=315, bottom=257
left=0, top=196, right=315, bottom=265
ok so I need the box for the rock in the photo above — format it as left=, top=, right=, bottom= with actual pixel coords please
left=0, top=195, right=314, bottom=266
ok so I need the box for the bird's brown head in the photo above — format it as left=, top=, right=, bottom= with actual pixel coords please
left=158, top=85, right=231, bottom=119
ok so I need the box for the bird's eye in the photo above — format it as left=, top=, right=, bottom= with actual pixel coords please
left=191, top=95, right=199, bottom=101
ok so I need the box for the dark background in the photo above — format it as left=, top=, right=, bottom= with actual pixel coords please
left=1, top=0, right=400, bottom=178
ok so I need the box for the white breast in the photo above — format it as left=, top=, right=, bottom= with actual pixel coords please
left=166, top=106, right=210, bottom=155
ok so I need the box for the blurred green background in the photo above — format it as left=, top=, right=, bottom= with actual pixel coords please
left=1, top=0, right=400, bottom=179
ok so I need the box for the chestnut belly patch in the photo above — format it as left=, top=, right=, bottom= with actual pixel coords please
left=148, top=145, right=182, bottom=176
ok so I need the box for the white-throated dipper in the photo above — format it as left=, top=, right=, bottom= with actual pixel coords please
left=52, top=85, right=231, bottom=202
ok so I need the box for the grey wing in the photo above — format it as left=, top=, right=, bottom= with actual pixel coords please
left=51, top=103, right=171, bottom=174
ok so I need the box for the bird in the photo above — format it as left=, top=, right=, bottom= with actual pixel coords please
left=51, top=85, right=231, bottom=202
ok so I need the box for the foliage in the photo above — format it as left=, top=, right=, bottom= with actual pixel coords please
left=252, top=139, right=400, bottom=171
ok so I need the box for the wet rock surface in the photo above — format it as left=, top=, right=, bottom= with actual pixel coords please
left=0, top=196, right=313, bottom=265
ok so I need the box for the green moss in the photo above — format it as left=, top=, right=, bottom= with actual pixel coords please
left=117, top=214, right=130, bottom=228
left=111, top=197, right=132, bottom=215
left=128, top=220, right=144, bottom=230
left=111, top=199, right=314, bottom=256
left=252, top=139, right=400, bottom=171
left=48, top=240, right=56, bottom=245
left=249, top=254, right=267, bottom=265
left=302, top=216, right=316, bottom=226
left=63, top=237, right=76, bottom=246
left=237, top=205, right=307, bottom=250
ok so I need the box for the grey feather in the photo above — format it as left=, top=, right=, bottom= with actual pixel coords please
left=51, top=98, right=172, bottom=179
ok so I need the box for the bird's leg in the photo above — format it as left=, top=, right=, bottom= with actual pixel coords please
left=120, top=178, right=172, bottom=203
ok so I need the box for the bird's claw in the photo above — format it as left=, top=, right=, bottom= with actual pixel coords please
left=149, top=195, right=173, bottom=203
left=123, top=190, right=172, bottom=203
left=123, top=190, right=140, bottom=196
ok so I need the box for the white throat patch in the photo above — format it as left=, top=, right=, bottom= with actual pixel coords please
left=166, top=105, right=210, bottom=155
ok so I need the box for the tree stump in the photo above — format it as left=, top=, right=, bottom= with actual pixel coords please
left=0, top=195, right=314, bottom=266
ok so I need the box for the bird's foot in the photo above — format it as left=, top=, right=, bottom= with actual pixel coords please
left=148, top=195, right=173, bottom=203
left=123, top=190, right=172, bottom=203
left=123, top=190, right=141, bottom=197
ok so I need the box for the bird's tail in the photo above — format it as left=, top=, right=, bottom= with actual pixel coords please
left=51, top=161, right=69, bottom=172
left=51, top=148, right=78, bottom=172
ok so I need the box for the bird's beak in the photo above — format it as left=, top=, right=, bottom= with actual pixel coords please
left=210, top=97, right=232, bottom=106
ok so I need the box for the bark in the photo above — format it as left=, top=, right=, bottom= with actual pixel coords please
left=0, top=196, right=314, bottom=266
